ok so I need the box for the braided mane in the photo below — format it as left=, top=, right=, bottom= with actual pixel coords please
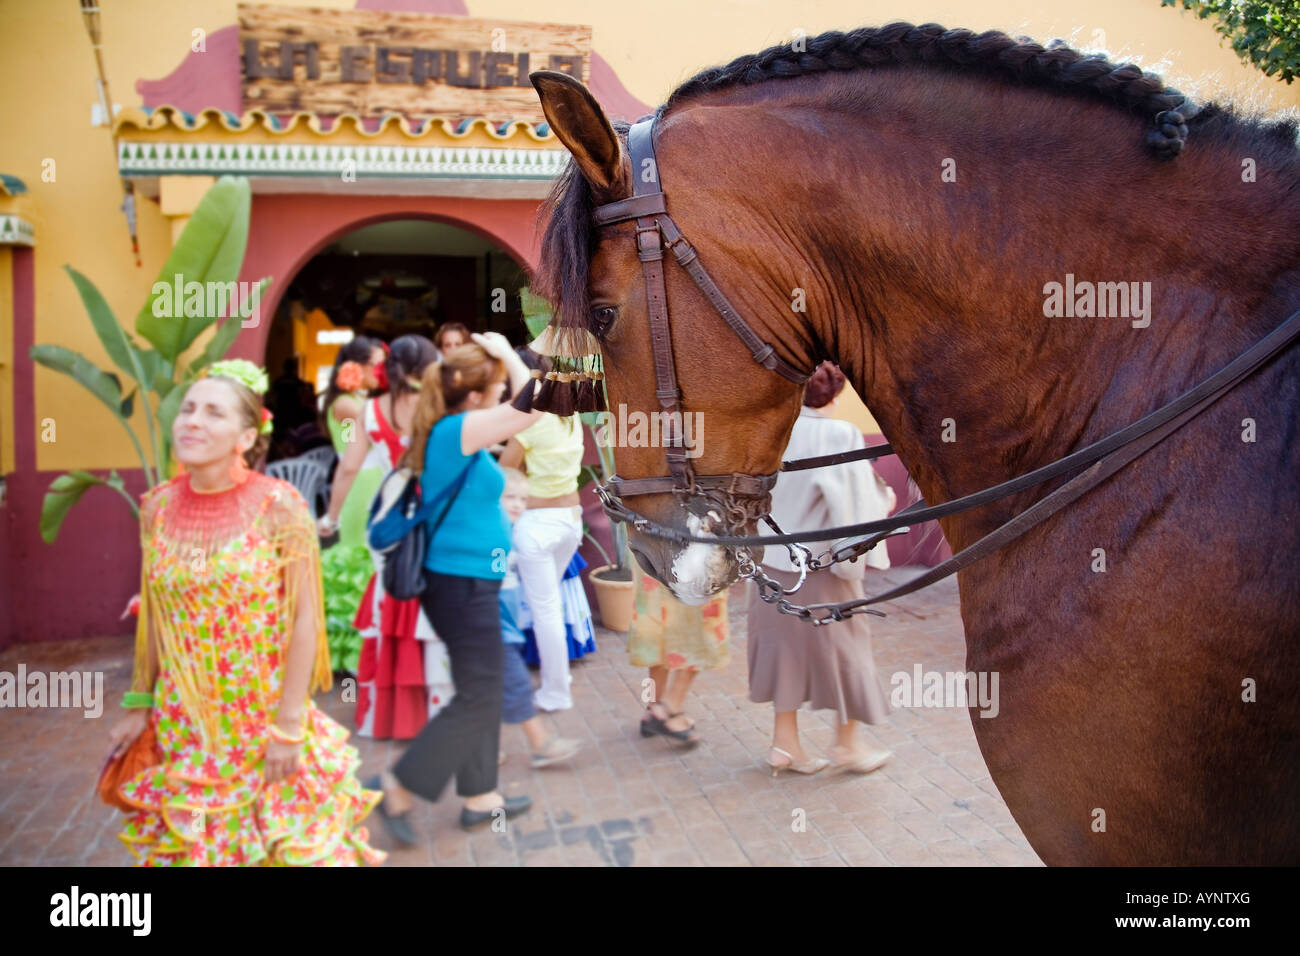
left=535, top=21, right=1297, bottom=343
left=663, top=22, right=1202, bottom=159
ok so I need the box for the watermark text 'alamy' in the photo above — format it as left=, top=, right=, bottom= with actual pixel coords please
left=151, top=275, right=262, bottom=328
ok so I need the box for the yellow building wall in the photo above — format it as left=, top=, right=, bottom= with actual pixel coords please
left=1, top=0, right=1295, bottom=471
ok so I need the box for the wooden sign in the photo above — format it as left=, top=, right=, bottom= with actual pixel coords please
left=239, top=4, right=591, bottom=123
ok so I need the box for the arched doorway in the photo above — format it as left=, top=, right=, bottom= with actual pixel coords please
left=260, top=214, right=531, bottom=461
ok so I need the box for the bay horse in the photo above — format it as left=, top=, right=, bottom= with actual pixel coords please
left=529, top=23, right=1300, bottom=865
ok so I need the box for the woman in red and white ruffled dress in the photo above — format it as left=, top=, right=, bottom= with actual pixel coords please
left=348, top=337, right=454, bottom=740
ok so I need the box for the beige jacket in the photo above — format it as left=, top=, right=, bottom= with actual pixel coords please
left=762, top=407, right=896, bottom=580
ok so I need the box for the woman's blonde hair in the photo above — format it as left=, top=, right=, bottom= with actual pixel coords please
left=403, top=342, right=508, bottom=475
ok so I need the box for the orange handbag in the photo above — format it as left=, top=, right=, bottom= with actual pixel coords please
left=97, top=722, right=160, bottom=812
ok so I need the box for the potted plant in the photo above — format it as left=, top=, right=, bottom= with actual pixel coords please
left=520, top=288, right=635, bottom=630
left=575, top=451, right=635, bottom=632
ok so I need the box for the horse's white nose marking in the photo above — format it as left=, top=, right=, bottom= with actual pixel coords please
left=670, top=513, right=730, bottom=605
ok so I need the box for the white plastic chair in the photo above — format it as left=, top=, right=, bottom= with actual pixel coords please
left=265, top=455, right=329, bottom=519
left=299, top=444, right=337, bottom=472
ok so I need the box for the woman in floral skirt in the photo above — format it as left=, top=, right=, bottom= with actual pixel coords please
left=106, top=360, right=385, bottom=866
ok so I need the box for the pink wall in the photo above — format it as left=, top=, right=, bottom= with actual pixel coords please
left=2, top=249, right=151, bottom=647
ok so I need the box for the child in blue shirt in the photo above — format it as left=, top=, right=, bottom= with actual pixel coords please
left=499, top=468, right=582, bottom=768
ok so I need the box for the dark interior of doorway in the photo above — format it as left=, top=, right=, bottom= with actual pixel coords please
left=261, top=219, right=530, bottom=463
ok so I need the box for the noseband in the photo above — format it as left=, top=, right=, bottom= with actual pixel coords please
left=591, top=117, right=812, bottom=536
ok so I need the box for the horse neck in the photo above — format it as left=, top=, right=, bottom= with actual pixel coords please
left=667, top=73, right=1300, bottom=545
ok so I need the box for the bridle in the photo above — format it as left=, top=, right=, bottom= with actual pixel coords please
left=591, top=117, right=813, bottom=539
left=589, top=115, right=1300, bottom=624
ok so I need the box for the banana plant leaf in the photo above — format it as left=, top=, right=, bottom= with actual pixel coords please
left=39, top=470, right=134, bottom=544
left=134, top=176, right=251, bottom=362
left=156, top=379, right=188, bottom=443
left=192, top=276, right=271, bottom=370
left=64, top=266, right=155, bottom=386
left=29, top=344, right=128, bottom=420
left=520, top=286, right=553, bottom=341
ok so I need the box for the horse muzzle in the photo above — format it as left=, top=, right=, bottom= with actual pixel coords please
left=629, top=509, right=751, bottom=605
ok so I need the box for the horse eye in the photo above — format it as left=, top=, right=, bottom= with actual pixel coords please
left=589, top=305, right=619, bottom=337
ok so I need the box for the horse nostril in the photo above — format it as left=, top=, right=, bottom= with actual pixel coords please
left=634, top=546, right=676, bottom=582
left=629, top=548, right=657, bottom=579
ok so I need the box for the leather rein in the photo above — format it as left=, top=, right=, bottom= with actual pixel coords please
left=591, top=116, right=1300, bottom=624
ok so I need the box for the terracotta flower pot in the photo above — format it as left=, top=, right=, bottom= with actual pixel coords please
left=589, top=563, right=635, bottom=632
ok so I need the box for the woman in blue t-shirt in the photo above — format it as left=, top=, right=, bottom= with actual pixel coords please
left=366, top=331, right=542, bottom=840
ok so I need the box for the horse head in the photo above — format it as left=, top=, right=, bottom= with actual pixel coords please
left=530, top=71, right=814, bottom=604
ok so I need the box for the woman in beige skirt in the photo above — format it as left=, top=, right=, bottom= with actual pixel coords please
left=747, top=362, right=897, bottom=775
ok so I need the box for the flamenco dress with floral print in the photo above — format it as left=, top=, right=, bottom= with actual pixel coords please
left=351, top=397, right=454, bottom=740
left=117, top=470, right=385, bottom=866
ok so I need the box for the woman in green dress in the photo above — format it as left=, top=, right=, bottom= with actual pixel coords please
left=316, top=337, right=385, bottom=674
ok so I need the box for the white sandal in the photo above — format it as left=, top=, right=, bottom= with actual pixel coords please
left=830, top=747, right=892, bottom=774
left=766, top=746, right=830, bottom=777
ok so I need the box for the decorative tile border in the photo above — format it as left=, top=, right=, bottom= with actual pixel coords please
left=118, top=140, right=568, bottom=180
left=0, top=214, right=35, bottom=246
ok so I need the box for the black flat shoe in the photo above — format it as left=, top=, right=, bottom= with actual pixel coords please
left=366, top=775, right=419, bottom=847
left=459, top=794, right=532, bottom=830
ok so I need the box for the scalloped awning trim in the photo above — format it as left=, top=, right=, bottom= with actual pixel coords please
left=113, top=105, right=555, bottom=143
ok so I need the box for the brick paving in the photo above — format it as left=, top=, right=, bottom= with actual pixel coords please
left=0, top=568, right=1041, bottom=866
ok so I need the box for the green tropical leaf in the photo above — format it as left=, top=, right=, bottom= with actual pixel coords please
left=157, top=373, right=192, bottom=436
left=141, top=352, right=174, bottom=394
left=39, top=469, right=134, bottom=544
left=135, top=177, right=252, bottom=361
left=29, top=344, right=126, bottom=419
left=64, top=266, right=149, bottom=382
left=191, top=276, right=272, bottom=372
left=519, top=286, right=553, bottom=340
left=61, top=266, right=168, bottom=483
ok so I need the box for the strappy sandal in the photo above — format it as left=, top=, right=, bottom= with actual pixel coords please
left=641, top=705, right=700, bottom=747
left=639, top=703, right=695, bottom=732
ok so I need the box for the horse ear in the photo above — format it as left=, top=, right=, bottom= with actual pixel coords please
left=530, top=70, right=624, bottom=195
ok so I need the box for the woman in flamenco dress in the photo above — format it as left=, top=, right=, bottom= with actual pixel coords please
left=105, top=360, right=386, bottom=866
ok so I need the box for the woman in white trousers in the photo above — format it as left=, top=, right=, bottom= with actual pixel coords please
left=499, top=408, right=585, bottom=711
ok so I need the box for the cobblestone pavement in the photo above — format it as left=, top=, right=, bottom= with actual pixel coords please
left=0, top=568, right=1041, bottom=866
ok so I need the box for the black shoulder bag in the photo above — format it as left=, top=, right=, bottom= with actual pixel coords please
left=373, top=457, right=475, bottom=601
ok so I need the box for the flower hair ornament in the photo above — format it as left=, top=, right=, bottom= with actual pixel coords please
left=336, top=361, right=366, bottom=392
left=203, top=358, right=270, bottom=396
